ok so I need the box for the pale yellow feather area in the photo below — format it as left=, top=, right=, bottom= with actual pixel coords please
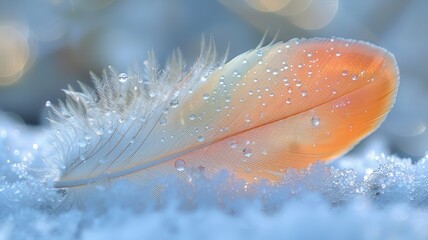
left=145, top=38, right=398, bottom=183
left=55, top=38, right=398, bottom=187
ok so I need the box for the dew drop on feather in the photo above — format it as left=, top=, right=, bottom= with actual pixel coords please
left=78, top=140, right=86, bottom=148
left=188, top=114, right=196, bottom=121
left=159, top=117, right=167, bottom=125
left=311, top=116, right=321, bottom=127
left=175, top=159, right=185, bottom=171
left=202, top=93, right=210, bottom=100
left=95, top=173, right=110, bottom=191
left=229, top=140, right=238, bottom=149
left=301, top=90, right=308, bottom=97
left=170, top=99, right=179, bottom=108
left=243, top=148, right=253, bottom=157
left=118, top=73, right=128, bottom=82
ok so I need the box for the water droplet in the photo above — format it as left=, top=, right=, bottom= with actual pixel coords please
left=198, top=135, right=205, bottom=142
left=283, top=78, right=289, bottom=86
left=149, top=91, right=156, bottom=98
left=277, top=48, right=282, bottom=53
left=95, top=173, right=110, bottom=191
left=118, top=73, right=128, bottom=82
left=248, top=91, right=254, bottom=95
left=257, top=49, right=263, bottom=56
left=342, top=70, right=348, bottom=76
left=301, top=90, right=308, bottom=97
left=130, top=138, right=135, bottom=144
left=272, top=70, right=279, bottom=75
left=285, top=98, right=292, bottom=104
left=233, top=71, right=242, bottom=78
left=351, top=75, right=358, bottom=81
left=170, top=99, right=179, bottom=108
left=225, top=96, right=231, bottom=103
left=229, top=140, right=238, bottom=149
left=307, top=52, right=313, bottom=57
left=335, top=52, right=341, bottom=57
left=159, top=117, right=167, bottom=125
left=332, top=89, right=337, bottom=95
left=311, top=116, right=320, bottom=127
left=242, top=59, right=248, bottom=64
left=45, top=101, right=51, bottom=107
left=95, top=128, right=104, bottom=136
left=188, top=114, right=196, bottom=121
left=175, top=159, right=186, bottom=171
left=295, top=81, right=302, bottom=87
left=219, top=76, right=225, bottom=85
left=243, top=148, right=253, bottom=157
left=202, top=93, right=210, bottom=100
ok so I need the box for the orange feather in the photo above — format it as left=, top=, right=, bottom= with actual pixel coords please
left=50, top=38, right=398, bottom=193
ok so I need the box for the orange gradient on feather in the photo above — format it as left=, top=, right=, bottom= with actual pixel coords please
left=153, top=38, right=399, bottom=183
left=53, top=38, right=399, bottom=190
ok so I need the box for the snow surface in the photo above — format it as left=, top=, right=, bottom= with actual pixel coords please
left=1, top=112, right=428, bottom=240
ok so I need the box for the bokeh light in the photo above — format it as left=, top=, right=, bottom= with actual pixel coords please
left=275, top=0, right=312, bottom=16
left=0, top=25, right=30, bottom=86
left=245, top=0, right=291, bottom=12
left=242, top=0, right=339, bottom=30
left=288, top=0, right=339, bottom=30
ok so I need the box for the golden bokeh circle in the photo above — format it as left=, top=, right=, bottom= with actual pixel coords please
left=0, top=26, right=30, bottom=85
left=245, top=0, right=291, bottom=12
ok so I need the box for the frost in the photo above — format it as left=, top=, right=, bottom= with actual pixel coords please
left=1, top=111, right=428, bottom=239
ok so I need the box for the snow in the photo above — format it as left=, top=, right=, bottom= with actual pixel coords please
left=1, top=112, right=428, bottom=239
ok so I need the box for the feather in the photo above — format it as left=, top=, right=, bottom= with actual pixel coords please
left=46, top=38, right=399, bottom=207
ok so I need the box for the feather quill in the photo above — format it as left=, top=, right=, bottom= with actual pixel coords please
left=46, top=38, right=398, bottom=207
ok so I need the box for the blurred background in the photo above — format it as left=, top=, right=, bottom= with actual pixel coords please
left=0, top=0, right=427, bottom=158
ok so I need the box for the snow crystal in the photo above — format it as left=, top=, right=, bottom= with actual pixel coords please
left=1, top=111, right=428, bottom=239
